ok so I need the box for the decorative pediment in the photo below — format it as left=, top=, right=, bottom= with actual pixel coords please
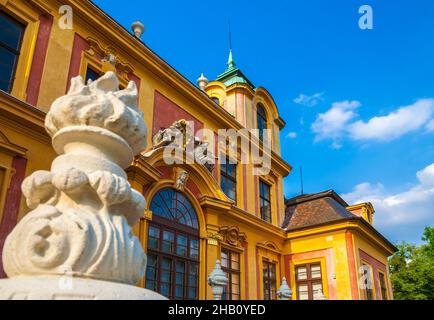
left=257, top=240, right=281, bottom=253
left=86, top=37, right=135, bottom=82
left=219, top=226, right=247, bottom=248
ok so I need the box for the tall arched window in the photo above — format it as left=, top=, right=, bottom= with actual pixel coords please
left=145, top=188, right=200, bottom=300
left=257, top=104, right=267, bottom=142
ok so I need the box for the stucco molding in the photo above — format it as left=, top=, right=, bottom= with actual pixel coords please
left=219, top=225, right=247, bottom=248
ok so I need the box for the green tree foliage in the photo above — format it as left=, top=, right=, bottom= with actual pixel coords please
left=389, top=226, right=434, bottom=300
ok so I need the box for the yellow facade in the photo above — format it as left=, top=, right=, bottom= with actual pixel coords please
left=0, top=0, right=396, bottom=300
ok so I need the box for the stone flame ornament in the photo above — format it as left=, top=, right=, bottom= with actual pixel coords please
left=0, top=72, right=165, bottom=300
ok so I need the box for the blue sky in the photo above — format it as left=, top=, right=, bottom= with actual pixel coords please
left=93, top=0, right=434, bottom=244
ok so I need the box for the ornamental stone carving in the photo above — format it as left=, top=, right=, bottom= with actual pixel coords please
left=152, top=119, right=191, bottom=150
left=147, top=120, right=215, bottom=173
left=174, top=168, right=189, bottom=191
left=219, top=226, right=247, bottom=248
left=0, top=72, right=164, bottom=300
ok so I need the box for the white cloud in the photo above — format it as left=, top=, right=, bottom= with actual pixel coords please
left=294, top=92, right=324, bottom=107
left=426, top=119, right=434, bottom=132
left=342, top=163, right=434, bottom=242
left=311, top=100, right=361, bottom=142
left=417, top=163, right=434, bottom=186
left=349, top=99, right=434, bottom=141
left=286, top=132, right=297, bottom=139
left=312, top=99, right=434, bottom=147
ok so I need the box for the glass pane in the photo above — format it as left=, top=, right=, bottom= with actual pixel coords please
left=188, top=287, right=197, bottom=299
left=298, top=285, right=309, bottom=300
left=227, top=180, right=236, bottom=201
left=221, top=177, right=227, bottom=194
left=145, top=254, right=158, bottom=291
left=0, top=12, right=24, bottom=50
left=190, top=239, right=199, bottom=259
left=231, top=253, right=240, bottom=271
left=269, top=265, right=276, bottom=280
left=263, top=183, right=270, bottom=199
left=161, top=270, right=171, bottom=283
left=162, top=231, right=174, bottom=253
left=296, top=267, right=307, bottom=280
left=228, top=164, right=236, bottom=178
left=0, top=47, right=16, bottom=92
left=175, top=285, right=184, bottom=300
left=161, top=257, right=172, bottom=271
left=160, top=283, right=170, bottom=298
left=232, top=282, right=240, bottom=295
left=221, top=251, right=229, bottom=268
left=312, top=283, right=324, bottom=300
left=176, top=235, right=188, bottom=256
left=148, top=226, right=160, bottom=249
left=232, top=274, right=240, bottom=286
left=311, top=264, right=321, bottom=279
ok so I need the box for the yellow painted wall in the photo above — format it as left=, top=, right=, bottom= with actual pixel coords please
left=286, top=230, right=353, bottom=300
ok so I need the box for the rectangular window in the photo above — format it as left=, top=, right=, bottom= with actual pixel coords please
left=220, top=160, right=237, bottom=202
left=0, top=11, right=25, bottom=93
left=259, top=180, right=271, bottom=223
left=295, top=263, right=324, bottom=300
left=379, top=272, right=388, bottom=300
left=362, top=263, right=374, bottom=300
left=145, top=223, right=200, bottom=300
left=221, top=248, right=241, bottom=300
left=262, top=261, right=277, bottom=300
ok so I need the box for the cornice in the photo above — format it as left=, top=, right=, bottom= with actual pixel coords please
left=0, top=92, right=50, bottom=145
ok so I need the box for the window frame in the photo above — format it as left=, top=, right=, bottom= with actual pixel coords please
left=146, top=221, right=200, bottom=300
left=256, top=104, right=267, bottom=143
left=262, top=260, right=277, bottom=300
left=378, top=271, right=389, bottom=300
left=221, top=248, right=241, bottom=300
left=0, top=10, right=25, bottom=93
left=145, top=188, right=200, bottom=300
left=361, top=262, right=375, bottom=300
left=295, top=263, right=324, bottom=300
left=259, top=179, right=272, bottom=223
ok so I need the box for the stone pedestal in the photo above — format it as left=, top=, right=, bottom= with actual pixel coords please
left=0, top=277, right=165, bottom=300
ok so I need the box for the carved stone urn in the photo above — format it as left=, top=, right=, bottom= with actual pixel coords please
left=0, top=72, right=165, bottom=300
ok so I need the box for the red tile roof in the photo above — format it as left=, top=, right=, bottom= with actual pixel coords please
left=283, top=190, right=356, bottom=230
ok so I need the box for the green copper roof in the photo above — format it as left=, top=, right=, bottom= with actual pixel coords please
left=216, top=50, right=255, bottom=89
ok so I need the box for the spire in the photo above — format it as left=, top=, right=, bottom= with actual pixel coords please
left=226, top=49, right=236, bottom=71
left=226, top=19, right=236, bottom=71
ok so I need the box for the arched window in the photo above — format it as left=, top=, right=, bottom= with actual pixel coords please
left=257, top=104, right=267, bottom=142
left=211, top=97, right=220, bottom=105
left=146, top=188, right=200, bottom=300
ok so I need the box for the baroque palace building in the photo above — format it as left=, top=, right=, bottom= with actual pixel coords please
left=0, top=0, right=396, bottom=300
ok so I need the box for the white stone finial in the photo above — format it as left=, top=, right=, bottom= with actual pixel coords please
left=208, top=260, right=228, bottom=300
left=277, top=277, right=292, bottom=300
left=197, top=73, right=208, bottom=91
left=132, top=19, right=145, bottom=38
left=0, top=72, right=165, bottom=300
